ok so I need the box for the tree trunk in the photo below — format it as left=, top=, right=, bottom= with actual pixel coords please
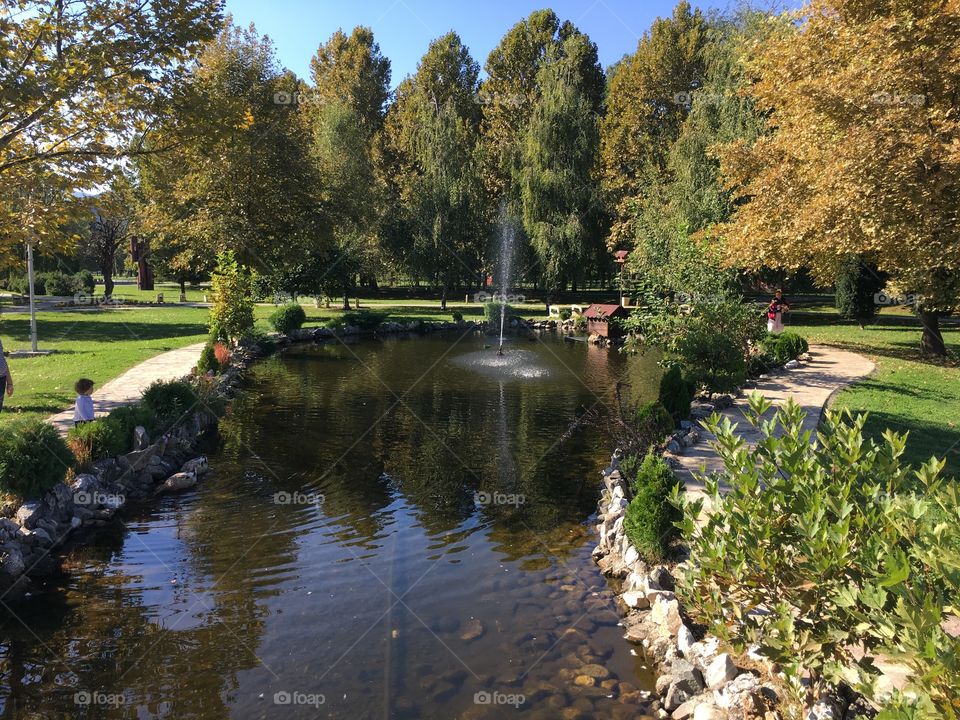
left=102, top=265, right=114, bottom=298
left=919, top=308, right=946, bottom=355
left=342, top=294, right=350, bottom=310
left=440, top=284, right=447, bottom=311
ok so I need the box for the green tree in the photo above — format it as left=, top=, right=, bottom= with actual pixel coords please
left=520, top=35, right=604, bottom=308
left=835, top=256, right=885, bottom=328
left=209, top=252, right=254, bottom=343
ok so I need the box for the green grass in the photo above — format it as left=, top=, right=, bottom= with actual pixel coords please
left=787, top=310, right=960, bottom=478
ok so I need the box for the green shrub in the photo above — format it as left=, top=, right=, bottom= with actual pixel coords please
left=574, top=314, right=587, bottom=331
left=558, top=308, right=572, bottom=321
left=632, top=401, right=674, bottom=437
left=451, top=311, right=464, bottom=323
left=142, top=380, right=198, bottom=430
left=74, top=270, right=96, bottom=294
left=758, top=331, right=808, bottom=366
left=484, top=302, right=513, bottom=326
left=43, top=271, right=78, bottom=296
left=0, top=419, right=73, bottom=498
left=268, top=303, right=307, bottom=333
left=241, top=329, right=277, bottom=355
left=9, top=273, right=45, bottom=295
left=673, top=394, right=960, bottom=716
left=68, top=418, right=127, bottom=461
left=209, top=251, right=254, bottom=343
left=623, top=453, right=683, bottom=561
left=105, top=403, right=158, bottom=441
left=835, top=255, right=884, bottom=328
left=197, top=343, right=220, bottom=375
left=342, top=310, right=387, bottom=330
left=658, top=365, right=695, bottom=422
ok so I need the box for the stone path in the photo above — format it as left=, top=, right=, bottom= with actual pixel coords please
left=48, top=343, right=206, bottom=436
left=672, top=345, right=876, bottom=512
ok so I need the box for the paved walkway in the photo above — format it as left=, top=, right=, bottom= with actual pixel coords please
left=673, top=345, right=876, bottom=512
left=48, top=343, right=206, bottom=436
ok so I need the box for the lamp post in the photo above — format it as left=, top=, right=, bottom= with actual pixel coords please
left=26, top=233, right=39, bottom=353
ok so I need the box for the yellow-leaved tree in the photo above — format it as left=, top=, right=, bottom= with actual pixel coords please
left=716, top=0, right=960, bottom=355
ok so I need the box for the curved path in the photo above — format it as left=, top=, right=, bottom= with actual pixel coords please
left=672, top=345, right=876, bottom=513
left=48, top=342, right=206, bottom=437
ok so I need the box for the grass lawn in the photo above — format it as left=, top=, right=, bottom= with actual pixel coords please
left=787, top=310, right=960, bottom=477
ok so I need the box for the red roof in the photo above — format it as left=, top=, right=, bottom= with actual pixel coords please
left=614, top=250, right=629, bottom=262
left=583, top=303, right=626, bottom=319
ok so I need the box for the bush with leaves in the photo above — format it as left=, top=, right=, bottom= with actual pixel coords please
left=342, top=310, right=387, bottom=330
left=672, top=394, right=960, bottom=717
left=43, top=271, right=78, bottom=296
left=142, top=380, right=199, bottom=430
left=268, top=303, right=307, bottom=333
left=658, top=365, right=695, bottom=422
left=68, top=419, right=125, bottom=464
left=757, top=331, right=808, bottom=366
left=74, top=270, right=96, bottom=294
left=0, top=419, right=74, bottom=498
left=484, top=302, right=512, bottom=327
left=835, top=255, right=885, bottom=328
left=623, top=453, right=683, bottom=561
left=451, top=311, right=464, bottom=323
left=197, top=343, right=220, bottom=375
left=209, top=252, right=254, bottom=343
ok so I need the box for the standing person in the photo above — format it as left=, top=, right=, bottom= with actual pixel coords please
left=73, top=378, right=95, bottom=425
left=0, top=338, right=12, bottom=412
left=767, top=289, right=790, bottom=334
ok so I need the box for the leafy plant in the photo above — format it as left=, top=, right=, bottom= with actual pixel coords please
left=68, top=418, right=126, bottom=463
left=835, top=255, right=885, bottom=328
left=197, top=342, right=220, bottom=375
left=0, top=419, right=74, bottom=498
left=342, top=310, right=387, bottom=330
left=483, top=302, right=512, bottom=326
left=43, top=270, right=78, bottom=296
left=451, top=311, right=464, bottom=323
left=757, top=331, right=808, bottom=366
left=213, top=342, right=231, bottom=368
left=142, top=380, right=198, bottom=430
left=74, top=270, right=96, bottom=294
left=623, top=453, right=683, bottom=561
left=658, top=365, right=695, bottom=422
left=559, top=307, right=572, bottom=321
left=673, top=394, right=960, bottom=716
left=268, top=302, right=307, bottom=333
left=209, top=251, right=254, bottom=343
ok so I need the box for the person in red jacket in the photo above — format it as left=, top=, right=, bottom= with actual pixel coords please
left=767, top=290, right=790, bottom=333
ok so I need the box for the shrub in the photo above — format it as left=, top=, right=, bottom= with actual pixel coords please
left=658, top=365, right=695, bottom=422
left=0, top=419, right=74, bottom=498
left=342, top=310, right=387, bottom=330
left=558, top=308, right=572, bottom=321
left=209, top=251, right=254, bottom=343
left=758, top=331, right=808, bottom=366
left=631, top=401, right=674, bottom=437
left=197, top=343, right=220, bottom=375
left=43, top=271, right=78, bottom=296
left=574, top=314, right=587, bottom=331
left=623, top=453, right=683, bottom=561
left=9, top=273, right=45, bottom=296
left=104, top=403, right=157, bottom=442
left=835, top=255, right=884, bottom=328
left=68, top=418, right=126, bottom=463
left=74, top=270, right=96, bottom=294
left=213, top=342, right=231, bottom=368
left=451, top=311, right=464, bottom=323
left=484, top=301, right=513, bottom=326
left=142, top=380, right=198, bottom=430
left=673, top=394, right=960, bottom=716
left=241, top=329, right=277, bottom=355
left=268, top=303, right=307, bottom=333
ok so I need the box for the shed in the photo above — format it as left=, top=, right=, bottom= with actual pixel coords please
left=583, top=303, right=628, bottom=338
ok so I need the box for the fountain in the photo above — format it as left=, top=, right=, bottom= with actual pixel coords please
left=496, top=204, right=515, bottom=355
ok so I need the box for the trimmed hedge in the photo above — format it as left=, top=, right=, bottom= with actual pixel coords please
left=658, top=365, right=695, bottom=422
left=623, top=453, right=683, bottom=561
left=268, top=303, right=307, bottom=333
left=0, top=419, right=74, bottom=498
left=758, top=331, right=809, bottom=366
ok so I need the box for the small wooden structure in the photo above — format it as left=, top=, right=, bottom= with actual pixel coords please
left=583, top=303, right=628, bottom=338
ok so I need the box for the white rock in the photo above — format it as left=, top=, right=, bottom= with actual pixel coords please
left=693, top=704, right=727, bottom=720
left=705, top=653, right=738, bottom=689
left=677, top=623, right=696, bottom=654
left=622, top=590, right=650, bottom=609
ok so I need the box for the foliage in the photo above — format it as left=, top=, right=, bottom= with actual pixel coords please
left=240, top=330, right=277, bottom=355
left=631, top=401, right=675, bottom=439
left=451, top=311, right=464, bottom=323
left=716, top=0, right=960, bottom=354
left=658, top=365, right=695, bottom=422
left=74, top=270, right=96, bottom=294
left=213, top=342, right=231, bottom=368
left=0, top=419, right=73, bottom=498
left=757, top=331, right=808, bottom=366
left=8, top=273, right=44, bottom=296
left=835, top=256, right=885, bottom=328
left=672, top=394, right=960, bottom=715
left=68, top=418, right=127, bottom=463
left=268, top=303, right=308, bottom=334
left=627, top=297, right=764, bottom=393
left=623, top=453, right=683, bottom=561
left=484, top=302, right=513, bottom=326
left=558, top=308, right=572, bottom=321
left=209, top=252, right=255, bottom=343
left=142, top=380, right=199, bottom=431
left=197, top=343, right=220, bottom=376
left=341, top=310, right=387, bottom=330
left=43, top=271, right=78, bottom=296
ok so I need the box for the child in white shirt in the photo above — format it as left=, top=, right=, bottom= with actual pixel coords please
left=74, top=378, right=95, bottom=425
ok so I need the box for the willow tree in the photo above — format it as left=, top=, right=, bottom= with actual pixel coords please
left=717, top=0, right=960, bottom=355
left=385, top=32, right=487, bottom=307
left=520, top=33, right=604, bottom=307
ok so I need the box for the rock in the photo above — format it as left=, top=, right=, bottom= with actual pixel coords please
left=0, top=518, right=20, bottom=540
left=670, top=659, right=705, bottom=696
left=0, top=545, right=25, bottom=576
left=664, top=684, right=691, bottom=712
left=156, top=472, right=197, bottom=494
left=119, top=445, right=158, bottom=472
left=460, top=618, right=484, bottom=641
left=806, top=694, right=844, bottom=720
left=27, top=527, right=52, bottom=546
left=716, top=673, right=764, bottom=714
left=677, top=624, right=696, bottom=655
left=784, top=359, right=800, bottom=369
left=666, top=440, right=682, bottom=454
left=694, top=704, right=728, bottom=720
left=578, top=664, right=610, bottom=680
left=623, top=545, right=640, bottom=566
left=705, top=654, right=738, bottom=689
left=650, top=566, right=676, bottom=591
left=673, top=698, right=700, bottom=720
left=651, top=595, right=683, bottom=636
left=574, top=675, right=596, bottom=687
left=679, top=420, right=694, bottom=430
left=622, top=590, right=650, bottom=610
left=656, top=674, right=674, bottom=696
left=181, top=456, right=209, bottom=475
left=15, top=501, right=44, bottom=529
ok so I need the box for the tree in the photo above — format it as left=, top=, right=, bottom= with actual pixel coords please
left=385, top=32, right=487, bottom=308
left=0, top=0, right=222, bottom=263
left=835, top=256, right=885, bottom=329
left=86, top=173, right=139, bottom=298
left=209, top=252, right=254, bottom=343
left=716, top=0, right=960, bottom=355
left=520, top=35, right=604, bottom=307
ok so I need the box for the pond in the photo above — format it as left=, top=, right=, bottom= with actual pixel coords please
left=0, top=332, right=662, bottom=719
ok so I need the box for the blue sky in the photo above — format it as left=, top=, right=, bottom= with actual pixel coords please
left=223, top=0, right=745, bottom=87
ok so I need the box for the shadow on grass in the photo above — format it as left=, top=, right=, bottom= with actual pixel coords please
left=0, top=317, right=208, bottom=344
left=856, top=410, right=960, bottom=480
